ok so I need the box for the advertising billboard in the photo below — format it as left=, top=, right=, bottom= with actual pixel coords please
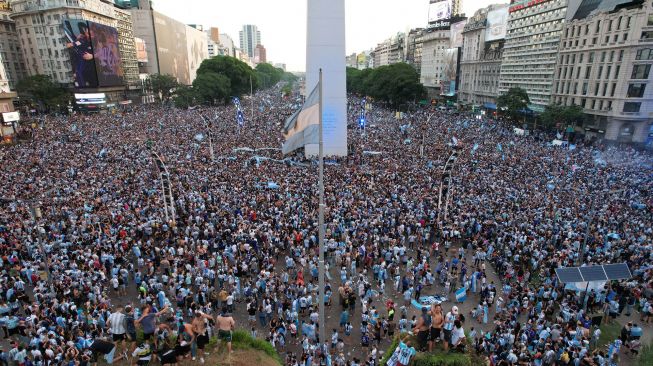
left=153, top=11, right=190, bottom=85
left=441, top=48, right=458, bottom=96
left=450, top=20, right=467, bottom=48
left=2, top=111, right=19, bottom=125
left=64, top=19, right=99, bottom=88
left=429, top=0, right=452, bottom=23
left=486, top=7, right=509, bottom=41
left=89, top=22, right=124, bottom=87
left=135, top=37, right=148, bottom=63
left=74, top=93, right=106, bottom=104
left=186, top=26, right=209, bottom=84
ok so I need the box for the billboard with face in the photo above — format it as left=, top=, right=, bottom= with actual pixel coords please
left=450, top=20, right=467, bottom=48
left=153, top=11, right=190, bottom=85
left=486, top=7, right=509, bottom=41
left=64, top=19, right=98, bottom=88
left=441, top=48, right=458, bottom=96
left=89, top=21, right=124, bottom=86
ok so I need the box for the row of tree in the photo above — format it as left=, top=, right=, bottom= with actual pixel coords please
left=346, top=63, right=425, bottom=108
left=496, top=87, right=585, bottom=129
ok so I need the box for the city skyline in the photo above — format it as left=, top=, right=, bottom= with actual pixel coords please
left=152, top=0, right=502, bottom=71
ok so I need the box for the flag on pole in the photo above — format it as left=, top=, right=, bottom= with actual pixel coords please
left=282, top=80, right=321, bottom=154
left=237, top=110, right=245, bottom=127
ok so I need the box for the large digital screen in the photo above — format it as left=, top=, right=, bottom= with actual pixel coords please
left=89, top=22, right=124, bottom=86
left=74, top=93, right=106, bottom=104
left=135, top=37, right=148, bottom=63
left=64, top=19, right=99, bottom=88
left=441, top=48, right=458, bottom=96
left=64, top=20, right=124, bottom=88
left=186, top=26, right=208, bottom=84
left=486, top=8, right=509, bottom=41
left=450, top=20, right=467, bottom=48
left=429, top=0, right=452, bottom=23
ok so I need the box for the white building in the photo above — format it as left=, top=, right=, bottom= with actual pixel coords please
left=498, top=0, right=577, bottom=112
left=419, top=29, right=451, bottom=91
left=552, top=0, right=653, bottom=144
left=0, top=4, right=27, bottom=90
left=219, top=33, right=235, bottom=57
left=239, top=24, right=260, bottom=59
left=459, top=4, right=509, bottom=108
left=372, top=33, right=404, bottom=67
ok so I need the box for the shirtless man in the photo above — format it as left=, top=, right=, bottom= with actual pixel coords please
left=429, top=303, right=444, bottom=352
left=215, top=307, right=235, bottom=353
left=191, top=311, right=213, bottom=363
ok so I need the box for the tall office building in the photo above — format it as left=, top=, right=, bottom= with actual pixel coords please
left=239, top=24, right=261, bottom=59
left=113, top=6, right=139, bottom=86
left=552, top=0, right=653, bottom=143
left=459, top=4, right=509, bottom=108
left=372, top=33, right=405, bottom=67
left=254, top=44, right=267, bottom=64
left=0, top=2, right=28, bottom=90
left=498, top=0, right=576, bottom=111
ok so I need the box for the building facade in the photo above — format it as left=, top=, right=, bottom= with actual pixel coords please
left=419, top=29, right=451, bottom=92
left=552, top=0, right=653, bottom=143
left=219, top=33, right=235, bottom=57
left=372, top=33, right=405, bottom=67
left=239, top=24, right=260, bottom=59
left=498, top=0, right=572, bottom=111
left=0, top=3, right=27, bottom=90
left=254, top=44, right=266, bottom=64
left=113, top=6, right=138, bottom=86
left=459, top=4, right=508, bottom=107
left=405, top=28, right=425, bottom=71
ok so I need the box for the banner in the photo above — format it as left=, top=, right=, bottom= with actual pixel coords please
left=486, top=7, right=509, bottom=41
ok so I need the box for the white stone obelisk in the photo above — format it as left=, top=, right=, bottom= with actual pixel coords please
left=305, top=0, right=347, bottom=157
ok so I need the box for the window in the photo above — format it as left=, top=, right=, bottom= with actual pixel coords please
left=581, top=98, right=587, bottom=108
left=589, top=52, right=594, bottom=62
left=631, top=64, right=651, bottom=79
left=606, top=66, right=612, bottom=79
left=580, top=54, right=584, bottom=63
left=610, top=51, right=614, bottom=62
left=611, top=83, right=616, bottom=97
left=585, top=67, right=592, bottom=79
left=619, top=50, right=624, bottom=61
left=598, top=66, right=603, bottom=79
left=642, top=31, right=653, bottom=40
left=627, top=83, right=646, bottom=98
left=649, top=14, right=653, bottom=26
left=605, top=36, right=610, bottom=43
left=591, top=100, right=596, bottom=109
left=614, top=34, right=619, bottom=42
left=601, top=51, right=606, bottom=62
left=582, top=82, right=588, bottom=95
left=623, top=33, right=628, bottom=41
left=595, top=82, right=600, bottom=95
left=608, top=20, right=613, bottom=31
left=592, top=37, right=597, bottom=45
left=596, top=20, right=601, bottom=33
left=614, top=65, right=620, bottom=78
left=623, top=102, right=641, bottom=112
left=636, top=49, right=653, bottom=60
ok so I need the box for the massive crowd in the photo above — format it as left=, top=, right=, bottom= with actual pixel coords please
left=0, top=85, right=651, bottom=366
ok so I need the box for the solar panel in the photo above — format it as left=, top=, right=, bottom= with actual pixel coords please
left=579, top=266, right=608, bottom=282
left=603, top=263, right=632, bottom=280
left=556, top=267, right=583, bottom=283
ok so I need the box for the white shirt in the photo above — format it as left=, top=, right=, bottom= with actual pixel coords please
left=108, top=311, right=126, bottom=335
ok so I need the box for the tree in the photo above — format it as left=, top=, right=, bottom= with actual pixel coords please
left=192, top=72, right=231, bottom=105
left=497, top=87, right=530, bottom=121
left=15, top=75, right=69, bottom=110
left=540, top=104, right=585, bottom=131
left=148, top=74, right=179, bottom=103
left=255, top=63, right=284, bottom=89
left=173, top=85, right=198, bottom=109
left=196, top=56, right=257, bottom=97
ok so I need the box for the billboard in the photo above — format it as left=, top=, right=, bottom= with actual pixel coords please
left=2, top=111, right=19, bottom=124
left=74, top=93, right=106, bottom=104
left=135, top=37, right=148, bottom=63
left=89, top=22, right=124, bottom=86
left=186, top=26, right=209, bottom=84
left=429, top=0, right=452, bottom=23
left=486, top=8, right=509, bottom=41
left=64, top=19, right=99, bottom=88
left=441, top=48, right=458, bottom=96
left=450, top=20, right=467, bottom=48
left=153, top=11, right=190, bottom=85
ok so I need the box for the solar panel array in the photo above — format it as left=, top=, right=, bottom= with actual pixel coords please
left=555, top=263, right=631, bottom=283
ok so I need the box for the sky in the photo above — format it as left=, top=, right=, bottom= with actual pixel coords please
left=152, top=0, right=504, bottom=71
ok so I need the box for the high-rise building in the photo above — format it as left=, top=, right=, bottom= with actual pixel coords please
left=208, top=27, right=220, bottom=43
left=0, top=2, right=28, bottom=90
left=219, top=33, right=235, bottom=57
left=459, top=4, right=509, bottom=108
left=113, top=7, right=139, bottom=86
left=418, top=29, right=451, bottom=93
left=239, top=24, right=261, bottom=59
left=254, top=44, right=267, bottom=64
left=498, top=0, right=578, bottom=112
left=551, top=0, right=653, bottom=143
left=372, top=33, right=405, bottom=67
left=404, top=28, right=425, bottom=72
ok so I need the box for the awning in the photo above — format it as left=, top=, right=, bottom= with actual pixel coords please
left=483, top=103, right=497, bottom=110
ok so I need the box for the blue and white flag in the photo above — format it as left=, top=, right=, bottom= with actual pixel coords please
left=471, top=143, right=479, bottom=155
left=236, top=109, right=245, bottom=127
left=232, top=97, right=241, bottom=108
left=497, top=143, right=503, bottom=152
left=455, top=287, right=467, bottom=303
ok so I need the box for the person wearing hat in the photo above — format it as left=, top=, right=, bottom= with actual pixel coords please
left=443, top=306, right=458, bottom=351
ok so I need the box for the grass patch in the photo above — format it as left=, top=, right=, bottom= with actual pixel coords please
left=597, top=321, right=621, bottom=350
left=230, top=330, right=283, bottom=365
left=636, top=342, right=653, bottom=366
left=411, top=352, right=472, bottom=366
left=380, top=336, right=400, bottom=366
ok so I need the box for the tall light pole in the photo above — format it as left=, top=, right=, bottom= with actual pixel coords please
left=197, top=111, right=215, bottom=162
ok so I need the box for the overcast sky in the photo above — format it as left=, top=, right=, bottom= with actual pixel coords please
left=152, top=0, right=505, bottom=71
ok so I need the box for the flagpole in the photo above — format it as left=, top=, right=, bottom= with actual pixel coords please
left=317, top=68, right=326, bottom=347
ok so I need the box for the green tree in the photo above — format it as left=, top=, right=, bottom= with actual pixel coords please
left=255, top=63, right=284, bottom=89
left=540, top=104, right=585, bottom=130
left=173, top=85, right=197, bottom=109
left=364, top=63, right=425, bottom=107
left=192, top=72, right=231, bottom=105
left=15, top=75, right=69, bottom=110
left=148, top=74, right=179, bottom=103
left=196, top=56, right=257, bottom=97
left=497, top=87, right=530, bottom=121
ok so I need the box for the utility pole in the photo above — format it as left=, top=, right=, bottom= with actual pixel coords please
left=317, top=69, right=326, bottom=346
left=250, top=75, right=254, bottom=122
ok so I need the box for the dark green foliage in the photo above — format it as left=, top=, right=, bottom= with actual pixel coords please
left=193, top=72, right=231, bottom=105
left=540, top=104, right=585, bottom=130
left=230, top=330, right=283, bottom=365
left=15, top=75, right=70, bottom=109
left=173, top=85, right=198, bottom=109
left=497, top=87, right=530, bottom=121
left=197, top=56, right=257, bottom=97
left=346, top=64, right=425, bottom=107
left=148, top=74, right=179, bottom=103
